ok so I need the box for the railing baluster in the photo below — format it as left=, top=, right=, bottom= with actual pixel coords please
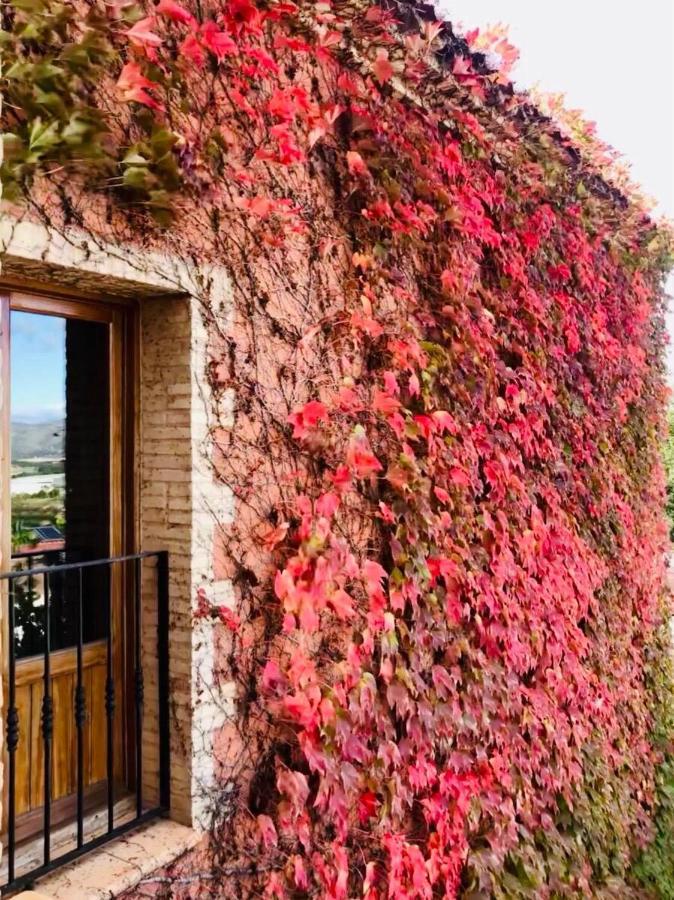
left=134, top=556, right=144, bottom=817
left=105, top=563, right=115, bottom=831
left=157, top=551, right=170, bottom=810
left=6, top=580, right=18, bottom=884
left=105, top=562, right=115, bottom=832
left=74, top=567, right=86, bottom=848
left=42, top=572, right=53, bottom=866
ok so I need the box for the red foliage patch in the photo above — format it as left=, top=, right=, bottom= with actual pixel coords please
left=4, top=0, right=674, bottom=895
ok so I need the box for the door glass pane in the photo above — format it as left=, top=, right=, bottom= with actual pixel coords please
left=10, top=309, right=110, bottom=658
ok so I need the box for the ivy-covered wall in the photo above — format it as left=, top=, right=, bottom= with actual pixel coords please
left=3, top=0, right=674, bottom=896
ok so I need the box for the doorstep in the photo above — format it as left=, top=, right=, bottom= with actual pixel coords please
left=15, top=819, right=201, bottom=900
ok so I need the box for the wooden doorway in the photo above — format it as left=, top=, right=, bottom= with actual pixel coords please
left=0, top=289, right=137, bottom=842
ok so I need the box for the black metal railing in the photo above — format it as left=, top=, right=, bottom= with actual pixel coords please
left=0, top=551, right=170, bottom=895
left=10, top=549, right=65, bottom=563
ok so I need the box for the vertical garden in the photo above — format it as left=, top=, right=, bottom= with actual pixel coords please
left=2, top=0, right=674, bottom=895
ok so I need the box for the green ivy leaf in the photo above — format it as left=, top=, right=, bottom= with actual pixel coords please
left=27, top=117, right=60, bottom=157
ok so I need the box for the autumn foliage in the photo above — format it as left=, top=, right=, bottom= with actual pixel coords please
left=3, top=0, right=674, bottom=896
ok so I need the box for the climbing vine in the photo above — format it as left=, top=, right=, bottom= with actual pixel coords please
left=2, top=0, right=674, bottom=897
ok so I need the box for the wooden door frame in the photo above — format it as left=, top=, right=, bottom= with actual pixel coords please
left=0, top=296, right=11, bottom=777
left=0, top=285, right=140, bottom=829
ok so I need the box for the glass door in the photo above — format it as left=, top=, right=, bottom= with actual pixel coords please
left=1, top=291, right=133, bottom=841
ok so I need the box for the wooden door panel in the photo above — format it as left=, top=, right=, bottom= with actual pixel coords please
left=4, top=641, right=112, bottom=831
left=15, top=685, right=32, bottom=817
left=29, top=680, right=44, bottom=812
left=86, top=663, right=108, bottom=785
left=52, top=673, right=75, bottom=800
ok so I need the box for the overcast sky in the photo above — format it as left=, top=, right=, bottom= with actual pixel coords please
left=438, top=0, right=674, bottom=380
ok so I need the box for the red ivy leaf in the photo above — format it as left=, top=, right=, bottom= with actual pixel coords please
left=372, top=48, right=394, bottom=84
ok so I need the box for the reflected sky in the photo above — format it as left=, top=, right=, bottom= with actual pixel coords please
left=11, top=311, right=66, bottom=422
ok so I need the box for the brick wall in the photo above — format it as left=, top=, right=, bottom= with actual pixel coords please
left=139, top=297, right=194, bottom=821
left=138, top=286, right=236, bottom=828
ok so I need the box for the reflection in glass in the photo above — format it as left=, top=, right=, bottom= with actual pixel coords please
left=10, top=310, right=110, bottom=657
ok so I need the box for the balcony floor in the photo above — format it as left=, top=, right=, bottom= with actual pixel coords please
left=1, top=792, right=135, bottom=887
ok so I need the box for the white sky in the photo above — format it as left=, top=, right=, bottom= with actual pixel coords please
left=438, top=0, right=674, bottom=380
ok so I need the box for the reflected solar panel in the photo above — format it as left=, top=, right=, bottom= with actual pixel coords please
left=33, top=525, right=63, bottom=541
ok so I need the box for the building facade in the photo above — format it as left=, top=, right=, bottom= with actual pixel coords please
left=0, top=0, right=672, bottom=897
